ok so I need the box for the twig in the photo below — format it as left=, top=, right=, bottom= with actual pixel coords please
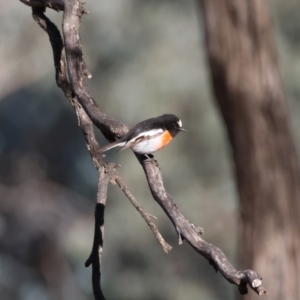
left=115, top=176, right=172, bottom=254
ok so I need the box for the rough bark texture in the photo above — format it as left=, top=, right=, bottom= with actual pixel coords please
left=199, top=1, right=300, bottom=299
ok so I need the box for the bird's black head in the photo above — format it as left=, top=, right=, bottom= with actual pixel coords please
left=160, top=114, right=187, bottom=137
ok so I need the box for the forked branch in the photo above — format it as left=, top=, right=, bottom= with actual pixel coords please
left=22, top=0, right=267, bottom=296
left=30, top=6, right=171, bottom=300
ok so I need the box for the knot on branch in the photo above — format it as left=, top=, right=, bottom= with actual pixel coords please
left=239, top=270, right=267, bottom=296
left=232, top=269, right=267, bottom=295
left=192, top=223, right=204, bottom=235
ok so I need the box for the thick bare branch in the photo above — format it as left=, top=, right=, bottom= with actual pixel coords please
left=23, top=0, right=267, bottom=296
left=62, top=1, right=127, bottom=141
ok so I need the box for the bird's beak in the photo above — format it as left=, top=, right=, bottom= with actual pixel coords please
left=179, top=128, right=187, bottom=132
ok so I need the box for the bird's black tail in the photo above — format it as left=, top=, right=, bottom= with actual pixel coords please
left=97, top=141, right=126, bottom=154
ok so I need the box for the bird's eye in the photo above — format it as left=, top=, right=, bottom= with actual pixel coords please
left=173, top=123, right=177, bottom=127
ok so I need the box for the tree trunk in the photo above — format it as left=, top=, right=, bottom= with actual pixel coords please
left=199, top=1, right=300, bottom=299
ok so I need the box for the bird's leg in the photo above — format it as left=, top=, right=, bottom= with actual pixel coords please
left=143, top=154, right=159, bottom=168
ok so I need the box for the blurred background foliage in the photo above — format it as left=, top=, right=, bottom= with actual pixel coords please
left=0, top=0, right=300, bottom=299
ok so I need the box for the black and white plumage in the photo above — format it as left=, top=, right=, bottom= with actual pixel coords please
left=98, top=114, right=186, bottom=155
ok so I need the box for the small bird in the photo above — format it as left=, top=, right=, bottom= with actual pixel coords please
left=98, top=114, right=187, bottom=155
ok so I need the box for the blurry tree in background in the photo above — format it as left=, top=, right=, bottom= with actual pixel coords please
left=200, top=1, right=300, bottom=300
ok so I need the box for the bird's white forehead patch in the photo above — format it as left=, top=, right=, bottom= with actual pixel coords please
left=177, top=120, right=182, bottom=127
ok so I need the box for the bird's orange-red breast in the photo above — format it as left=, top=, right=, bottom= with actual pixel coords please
left=97, top=114, right=187, bottom=155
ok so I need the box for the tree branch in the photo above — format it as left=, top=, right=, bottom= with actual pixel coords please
left=30, top=5, right=171, bottom=300
left=20, top=0, right=63, bottom=11
left=22, top=0, right=267, bottom=296
left=62, top=1, right=128, bottom=142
